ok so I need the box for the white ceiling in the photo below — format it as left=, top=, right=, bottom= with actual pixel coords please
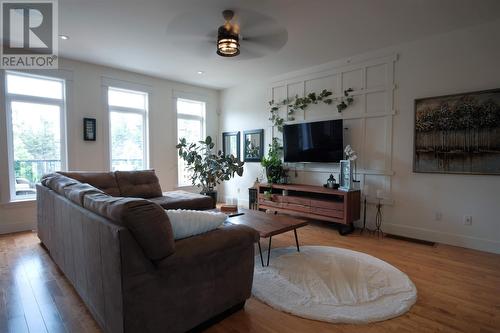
left=59, top=0, right=500, bottom=89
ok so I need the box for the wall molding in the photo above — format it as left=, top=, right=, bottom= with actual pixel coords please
left=380, top=222, right=500, bottom=255
left=268, top=54, right=398, bottom=197
left=0, top=220, right=36, bottom=235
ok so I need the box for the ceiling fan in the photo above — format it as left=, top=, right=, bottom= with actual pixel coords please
left=217, top=10, right=240, bottom=57
left=166, top=8, right=288, bottom=60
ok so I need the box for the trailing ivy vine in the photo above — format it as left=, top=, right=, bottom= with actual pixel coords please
left=268, top=88, right=355, bottom=131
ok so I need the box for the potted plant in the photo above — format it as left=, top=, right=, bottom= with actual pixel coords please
left=261, top=137, right=283, bottom=184
left=176, top=136, right=244, bottom=204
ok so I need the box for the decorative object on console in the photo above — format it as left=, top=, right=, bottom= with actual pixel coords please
left=414, top=88, right=500, bottom=175
left=248, top=187, right=258, bottom=210
left=374, top=189, right=385, bottom=238
left=326, top=174, right=338, bottom=189
left=344, top=145, right=358, bottom=179
left=268, top=88, right=355, bottom=131
left=222, top=131, right=240, bottom=160
left=243, top=129, right=264, bottom=162
left=261, top=137, right=284, bottom=183
left=83, top=117, right=96, bottom=141
left=339, top=160, right=353, bottom=191
left=176, top=135, right=245, bottom=203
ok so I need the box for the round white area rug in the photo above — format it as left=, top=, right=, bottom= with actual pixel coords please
left=252, top=246, right=417, bottom=324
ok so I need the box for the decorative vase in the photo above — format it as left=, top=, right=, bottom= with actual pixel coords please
left=266, top=166, right=283, bottom=184
left=201, top=190, right=217, bottom=208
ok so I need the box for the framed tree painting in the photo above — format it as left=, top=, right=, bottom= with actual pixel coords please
left=414, top=88, right=500, bottom=175
left=243, top=129, right=264, bottom=162
left=222, top=131, right=240, bottom=160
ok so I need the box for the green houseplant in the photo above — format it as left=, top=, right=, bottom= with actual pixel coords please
left=176, top=136, right=244, bottom=203
left=261, top=137, right=283, bottom=184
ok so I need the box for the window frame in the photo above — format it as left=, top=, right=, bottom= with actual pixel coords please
left=4, top=70, right=68, bottom=202
left=107, top=85, right=149, bottom=171
left=175, top=95, right=207, bottom=188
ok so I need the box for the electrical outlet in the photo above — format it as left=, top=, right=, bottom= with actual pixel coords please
left=435, top=212, right=442, bottom=221
left=463, top=215, right=472, bottom=225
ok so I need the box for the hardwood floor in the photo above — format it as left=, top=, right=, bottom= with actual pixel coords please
left=1, top=224, right=499, bottom=333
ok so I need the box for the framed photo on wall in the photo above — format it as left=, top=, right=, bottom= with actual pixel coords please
left=222, top=131, right=241, bottom=160
left=414, top=88, right=500, bottom=175
left=243, top=129, right=264, bottom=162
left=83, top=118, right=96, bottom=141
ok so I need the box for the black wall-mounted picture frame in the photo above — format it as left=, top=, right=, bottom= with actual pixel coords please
left=243, top=129, right=264, bottom=162
left=222, top=131, right=241, bottom=160
left=83, top=118, right=96, bottom=141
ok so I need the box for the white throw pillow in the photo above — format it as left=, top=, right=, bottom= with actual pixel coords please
left=165, top=209, right=227, bottom=240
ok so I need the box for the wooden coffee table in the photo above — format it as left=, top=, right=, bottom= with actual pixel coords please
left=227, top=208, right=308, bottom=266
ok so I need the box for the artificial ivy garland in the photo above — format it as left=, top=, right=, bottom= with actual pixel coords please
left=268, top=88, right=354, bottom=131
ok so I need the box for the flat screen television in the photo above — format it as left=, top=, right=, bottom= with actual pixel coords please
left=283, top=119, right=343, bottom=163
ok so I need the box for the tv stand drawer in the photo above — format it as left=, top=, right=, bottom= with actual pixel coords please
left=315, top=207, right=344, bottom=219
left=310, top=199, right=344, bottom=211
left=283, top=203, right=310, bottom=213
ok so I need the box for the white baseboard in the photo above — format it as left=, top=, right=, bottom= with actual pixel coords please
left=0, top=220, right=36, bottom=235
left=381, top=223, right=500, bottom=254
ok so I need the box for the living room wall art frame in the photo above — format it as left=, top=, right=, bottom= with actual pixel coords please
left=243, top=129, right=264, bottom=162
left=222, top=131, right=240, bottom=160
left=83, top=117, right=96, bottom=141
left=413, top=88, right=500, bottom=175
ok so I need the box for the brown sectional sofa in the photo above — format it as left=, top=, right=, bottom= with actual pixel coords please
left=37, top=170, right=259, bottom=333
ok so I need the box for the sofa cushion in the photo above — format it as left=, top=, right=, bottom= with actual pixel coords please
left=58, top=171, right=121, bottom=196
left=149, top=190, right=214, bottom=210
left=115, top=170, right=162, bottom=199
left=63, top=183, right=104, bottom=206
left=165, top=209, right=227, bottom=240
left=83, top=193, right=175, bottom=260
left=42, top=173, right=80, bottom=195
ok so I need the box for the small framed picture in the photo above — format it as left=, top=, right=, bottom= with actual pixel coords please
left=222, top=131, right=241, bottom=160
left=243, top=129, right=264, bottom=162
left=339, top=160, right=353, bottom=191
left=83, top=118, right=96, bottom=141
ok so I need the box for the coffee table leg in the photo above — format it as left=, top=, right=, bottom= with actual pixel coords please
left=257, top=240, right=264, bottom=267
left=267, top=236, right=272, bottom=266
left=294, top=229, right=300, bottom=252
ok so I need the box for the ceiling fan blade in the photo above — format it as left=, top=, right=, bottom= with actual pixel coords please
left=243, top=29, right=288, bottom=52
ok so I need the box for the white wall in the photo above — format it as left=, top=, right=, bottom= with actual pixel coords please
left=0, top=58, right=219, bottom=234
left=220, top=19, right=500, bottom=254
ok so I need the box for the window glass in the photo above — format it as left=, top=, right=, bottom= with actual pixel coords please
left=108, top=87, right=147, bottom=109
left=110, top=112, right=145, bottom=171
left=176, top=98, right=205, bottom=187
left=5, top=72, right=65, bottom=200
left=7, top=73, right=63, bottom=99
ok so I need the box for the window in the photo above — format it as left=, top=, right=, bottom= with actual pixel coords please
left=176, top=98, right=206, bottom=187
left=108, top=87, right=148, bottom=171
left=5, top=71, right=66, bottom=200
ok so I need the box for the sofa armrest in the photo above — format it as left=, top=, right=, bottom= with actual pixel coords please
left=122, top=224, right=258, bottom=333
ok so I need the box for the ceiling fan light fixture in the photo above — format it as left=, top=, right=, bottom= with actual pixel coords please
left=216, top=10, right=240, bottom=57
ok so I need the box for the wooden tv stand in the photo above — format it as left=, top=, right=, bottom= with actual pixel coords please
left=257, top=183, right=361, bottom=234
